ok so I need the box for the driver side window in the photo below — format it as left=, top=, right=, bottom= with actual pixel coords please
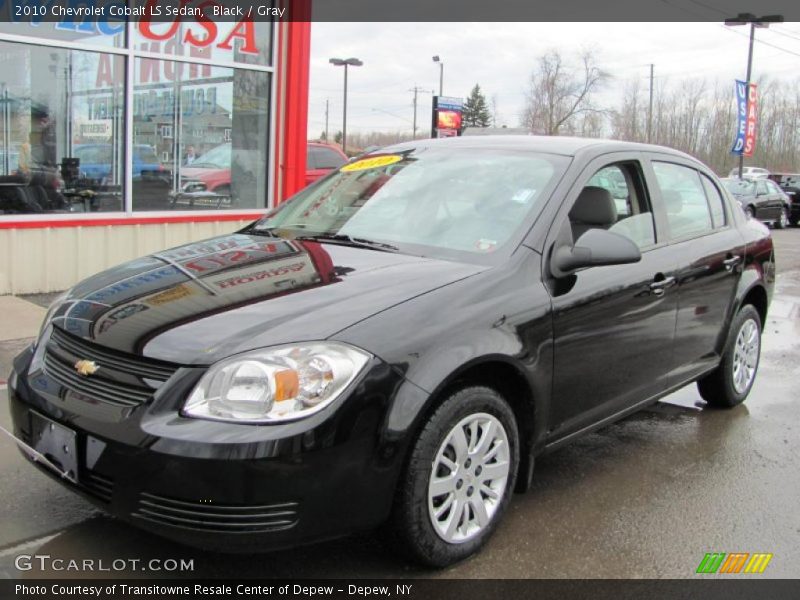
left=571, top=162, right=656, bottom=249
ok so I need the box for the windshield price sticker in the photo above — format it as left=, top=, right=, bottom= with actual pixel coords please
left=341, top=155, right=403, bottom=172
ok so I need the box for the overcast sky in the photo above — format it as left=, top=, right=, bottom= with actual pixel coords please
left=306, top=22, right=800, bottom=137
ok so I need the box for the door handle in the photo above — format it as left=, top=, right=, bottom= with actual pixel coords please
left=649, top=276, right=676, bottom=296
left=723, top=255, right=741, bottom=271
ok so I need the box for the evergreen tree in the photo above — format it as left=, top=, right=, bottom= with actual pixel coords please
left=462, top=84, right=492, bottom=128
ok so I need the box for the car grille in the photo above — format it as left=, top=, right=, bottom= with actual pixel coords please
left=81, top=471, right=114, bottom=503
left=133, top=492, right=299, bottom=533
left=43, top=327, right=179, bottom=409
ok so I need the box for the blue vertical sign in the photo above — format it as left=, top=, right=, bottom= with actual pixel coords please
left=731, top=80, right=748, bottom=155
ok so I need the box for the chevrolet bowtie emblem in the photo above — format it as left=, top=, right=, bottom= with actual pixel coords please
left=74, top=360, right=99, bottom=376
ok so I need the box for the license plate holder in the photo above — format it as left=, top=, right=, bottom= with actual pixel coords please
left=30, top=412, right=79, bottom=484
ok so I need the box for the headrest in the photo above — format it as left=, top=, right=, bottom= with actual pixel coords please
left=570, top=186, right=617, bottom=225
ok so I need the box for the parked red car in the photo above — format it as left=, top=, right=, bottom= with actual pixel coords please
left=180, top=142, right=348, bottom=196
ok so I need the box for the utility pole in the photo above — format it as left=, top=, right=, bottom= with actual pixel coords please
left=409, top=86, right=434, bottom=139
left=324, top=98, right=329, bottom=141
left=647, top=64, right=654, bottom=144
left=329, top=57, right=363, bottom=155
left=724, top=12, right=783, bottom=178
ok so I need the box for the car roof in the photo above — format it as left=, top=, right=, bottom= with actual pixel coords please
left=379, top=135, right=698, bottom=161
left=307, top=141, right=346, bottom=153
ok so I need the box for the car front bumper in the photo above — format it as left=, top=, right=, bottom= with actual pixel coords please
left=7, top=342, right=416, bottom=552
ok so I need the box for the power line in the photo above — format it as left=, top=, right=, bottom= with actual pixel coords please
left=768, top=27, right=800, bottom=43
left=684, top=0, right=728, bottom=17
left=720, top=24, right=800, bottom=59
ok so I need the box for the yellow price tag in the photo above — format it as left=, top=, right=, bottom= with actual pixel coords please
left=340, top=155, right=403, bottom=172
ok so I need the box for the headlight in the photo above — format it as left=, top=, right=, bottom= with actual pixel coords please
left=182, top=342, right=371, bottom=423
left=181, top=180, right=207, bottom=193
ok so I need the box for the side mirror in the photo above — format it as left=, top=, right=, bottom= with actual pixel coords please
left=551, top=228, right=641, bottom=277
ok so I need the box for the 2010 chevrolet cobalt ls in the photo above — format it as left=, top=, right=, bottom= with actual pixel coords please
left=7, top=137, right=774, bottom=566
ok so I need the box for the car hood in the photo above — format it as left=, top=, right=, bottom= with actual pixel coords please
left=50, top=233, right=485, bottom=364
left=181, top=166, right=229, bottom=180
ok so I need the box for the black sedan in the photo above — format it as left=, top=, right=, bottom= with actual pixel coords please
left=7, top=137, right=774, bottom=567
left=768, top=172, right=800, bottom=226
left=721, top=177, right=792, bottom=228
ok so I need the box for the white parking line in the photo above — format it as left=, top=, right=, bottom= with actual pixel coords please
left=0, top=533, right=60, bottom=558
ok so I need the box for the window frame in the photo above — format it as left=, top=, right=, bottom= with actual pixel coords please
left=538, top=151, right=666, bottom=263
left=0, top=20, right=278, bottom=224
left=699, top=172, right=729, bottom=230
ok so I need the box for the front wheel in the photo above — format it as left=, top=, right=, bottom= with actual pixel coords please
left=388, top=386, right=519, bottom=567
left=698, top=304, right=762, bottom=407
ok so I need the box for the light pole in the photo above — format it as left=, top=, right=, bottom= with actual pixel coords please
left=432, top=55, right=443, bottom=96
left=329, top=57, right=363, bottom=156
left=724, top=12, right=783, bottom=178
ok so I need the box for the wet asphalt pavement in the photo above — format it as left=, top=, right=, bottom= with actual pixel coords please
left=0, top=231, right=798, bottom=580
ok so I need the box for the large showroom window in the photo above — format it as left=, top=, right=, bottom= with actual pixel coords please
left=0, top=18, right=275, bottom=217
left=0, top=41, right=126, bottom=214
left=132, top=58, right=270, bottom=211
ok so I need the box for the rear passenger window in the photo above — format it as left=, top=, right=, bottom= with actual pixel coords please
left=311, top=146, right=347, bottom=170
left=700, top=175, right=727, bottom=228
left=652, top=162, right=713, bottom=240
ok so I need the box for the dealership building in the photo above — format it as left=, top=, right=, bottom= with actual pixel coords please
left=0, top=8, right=311, bottom=294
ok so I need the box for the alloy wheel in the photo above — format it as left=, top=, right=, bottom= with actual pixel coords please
left=427, top=413, right=510, bottom=544
left=732, top=318, right=759, bottom=394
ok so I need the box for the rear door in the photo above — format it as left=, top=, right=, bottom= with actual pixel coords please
left=765, top=180, right=787, bottom=218
left=753, top=179, right=778, bottom=220
left=546, top=154, right=679, bottom=438
left=646, top=157, right=745, bottom=383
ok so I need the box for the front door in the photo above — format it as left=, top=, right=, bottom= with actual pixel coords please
left=546, top=156, right=679, bottom=439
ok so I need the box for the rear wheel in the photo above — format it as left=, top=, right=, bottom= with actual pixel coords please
left=388, top=386, right=519, bottom=567
left=697, top=304, right=762, bottom=408
left=775, top=206, right=789, bottom=229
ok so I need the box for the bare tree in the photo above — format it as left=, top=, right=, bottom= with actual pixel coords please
left=522, top=49, right=609, bottom=135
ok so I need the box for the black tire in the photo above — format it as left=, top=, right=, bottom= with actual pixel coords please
left=387, top=386, right=519, bottom=567
left=774, top=206, right=789, bottom=229
left=697, top=304, right=762, bottom=408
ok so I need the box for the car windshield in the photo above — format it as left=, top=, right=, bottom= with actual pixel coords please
left=191, top=143, right=231, bottom=169
left=722, top=178, right=755, bottom=195
left=250, top=146, right=567, bottom=262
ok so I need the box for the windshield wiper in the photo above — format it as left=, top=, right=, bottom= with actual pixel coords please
left=295, top=233, right=399, bottom=252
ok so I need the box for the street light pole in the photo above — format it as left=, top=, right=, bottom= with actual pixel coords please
left=329, top=57, right=363, bottom=155
left=647, top=63, right=654, bottom=144
left=724, top=12, right=783, bottom=178
left=432, top=56, right=443, bottom=96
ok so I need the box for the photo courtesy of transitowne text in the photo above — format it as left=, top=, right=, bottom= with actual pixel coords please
left=15, top=584, right=410, bottom=597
